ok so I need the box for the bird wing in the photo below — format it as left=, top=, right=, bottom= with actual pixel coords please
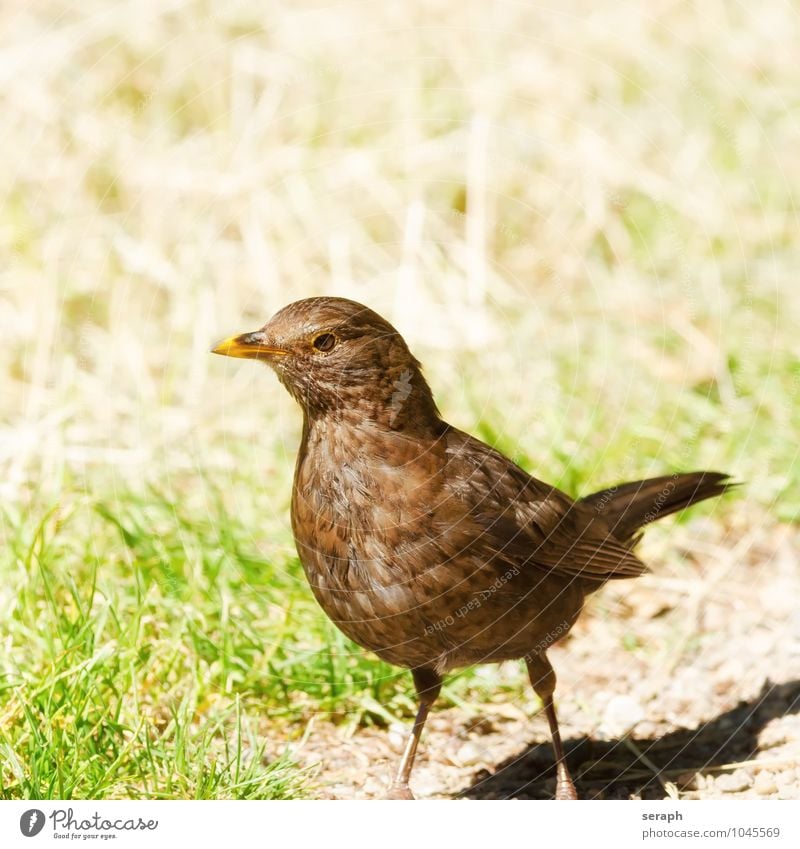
left=441, top=427, right=647, bottom=583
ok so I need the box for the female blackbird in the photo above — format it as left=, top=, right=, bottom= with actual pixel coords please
left=212, top=297, right=732, bottom=800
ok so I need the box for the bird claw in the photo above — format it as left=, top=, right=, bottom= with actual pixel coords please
left=384, top=783, right=415, bottom=800
left=555, top=779, right=579, bottom=800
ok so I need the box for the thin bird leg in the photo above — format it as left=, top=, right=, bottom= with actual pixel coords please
left=526, top=652, right=578, bottom=800
left=385, top=667, right=442, bottom=799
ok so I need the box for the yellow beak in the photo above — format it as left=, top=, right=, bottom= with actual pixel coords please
left=210, top=332, right=288, bottom=360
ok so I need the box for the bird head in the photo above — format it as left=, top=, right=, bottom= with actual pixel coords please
left=212, top=297, right=439, bottom=427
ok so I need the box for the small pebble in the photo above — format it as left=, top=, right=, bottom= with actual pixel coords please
left=775, top=768, right=797, bottom=787
left=411, top=772, right=443, bottom=798
left=362, top=777, right=385, bottom=797
left=676, top=771, right=699, bottom=791
left=386, top=723, right=407, bottom=751
left=600, top=695, right=645, bottom=736
left=754, top=771, right=778, bottom=795
left=454, top=741, right=484, bottom=767
left=715, top=770, right=752, bottom=793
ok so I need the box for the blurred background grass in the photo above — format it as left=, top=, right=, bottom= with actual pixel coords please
left=0, top=0, right=797, bottom=798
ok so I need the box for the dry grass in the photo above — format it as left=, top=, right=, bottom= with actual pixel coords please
left=0, top=0, right=798, bottom=798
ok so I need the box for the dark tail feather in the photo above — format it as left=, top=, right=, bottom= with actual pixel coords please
left=581, top=471, right=737, bottom=541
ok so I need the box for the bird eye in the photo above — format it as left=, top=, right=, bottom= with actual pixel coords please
left=312, top=332, right=337, bottom=352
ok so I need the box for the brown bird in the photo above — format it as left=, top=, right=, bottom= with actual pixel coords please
left=212, top=297, right=733, bottom=800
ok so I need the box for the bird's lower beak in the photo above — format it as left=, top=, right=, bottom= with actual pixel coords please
left=211, top=331, right=288, bottom=360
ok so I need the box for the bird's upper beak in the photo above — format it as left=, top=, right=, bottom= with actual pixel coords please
left=210, top=331, right=289, bottom=360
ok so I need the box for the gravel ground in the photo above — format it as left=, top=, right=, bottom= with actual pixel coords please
left=284, top=509, right=800, bottom=800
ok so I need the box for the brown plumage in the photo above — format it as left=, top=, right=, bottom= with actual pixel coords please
left=212, top=296, right=735, bottom=800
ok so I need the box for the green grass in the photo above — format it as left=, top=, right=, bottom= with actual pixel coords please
left=0, top=473, right=527, bottom=799
left=0, top=493, right=300, bottom=799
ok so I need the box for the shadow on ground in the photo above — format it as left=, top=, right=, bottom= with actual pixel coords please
left=461, top=679, right=800, bottom=799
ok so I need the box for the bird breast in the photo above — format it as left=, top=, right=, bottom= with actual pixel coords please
left=292, top=425, right=430, bottom=593
left=290, top=420, right=457, bottom=660
left=289, top=418, right=584, bottom=671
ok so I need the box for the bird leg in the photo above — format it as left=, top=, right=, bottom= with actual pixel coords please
left=526, top=652, right=578, bottom=800
left=385, top=667, right=442, bottom=799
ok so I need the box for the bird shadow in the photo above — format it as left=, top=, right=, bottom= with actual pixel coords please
left=460, top=679, right=800, bottom=799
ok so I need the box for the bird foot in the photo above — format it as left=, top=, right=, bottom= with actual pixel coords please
left=384, top=783, right=415, bottom=800
left=555, top=778, right=578, bottom=800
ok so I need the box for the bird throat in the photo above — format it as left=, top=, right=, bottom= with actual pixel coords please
left=295, top=362, right=441, bottom=435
